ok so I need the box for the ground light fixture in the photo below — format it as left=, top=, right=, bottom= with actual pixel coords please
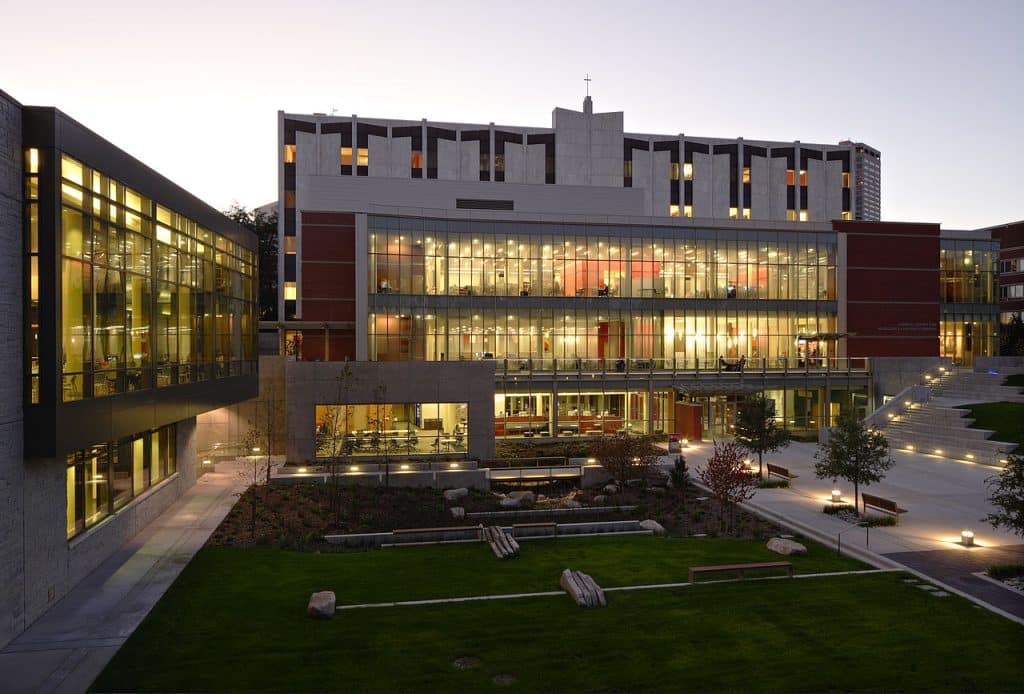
left=252, top=447, right=261, bottom=453
left=831, top=489, right=842, bottom=503
left=202, top=459, right=212, bottom=466
left=961, top=530, right=975, bottom=547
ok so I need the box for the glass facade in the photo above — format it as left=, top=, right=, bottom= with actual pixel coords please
left=939, top=238, right=999, bottom=365
left=66, top=424, right=176, bottom=539
left=53, top=154, right=256, bottom=402
left=315, top=403, right=468, bottom=457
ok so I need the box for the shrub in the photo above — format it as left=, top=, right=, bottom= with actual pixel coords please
left=758, top=478, right=789, bottom=489
left=860, top=514, right=897, bottom=527
left=670, top=456, right=691, bottom=489
left=987, top=563, right=1024, bottom=580
left=823, top=503, right=856, bottom=515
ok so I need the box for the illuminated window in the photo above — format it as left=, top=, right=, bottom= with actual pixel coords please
left=799, top=169, right=807, bottom=186
left=284, top=282, right=297, bottom=301
left=285, top=191, right=296, bottom=208
left=156, top=225, right=172, bottom=245
left=340, top=147, right=353, bottom=166
left=623, top=160, right=632, bottom=178
left=670, top=162, right=680, bottom=181
left=683, top=205, right=693, bottom=218
left=683, top=163, right=693, bottom=180
left=411, top=150, right=423, bottom=169
left=284, top=236, right=296, bottom=254
left=742, top=166, right=751, bottom=184
left=841, top=172, right=851, bottom=188
left=728, top=207, right=738, bottom=219
left=841, top=211, right=852, bottom=221
left=356, top=147, right=369, bottom=167
left=27, top=148, right=39, bottom=174
left=284, top=144, right=296, bottom=163
left=799, top=209, right=809, bottom=222
left=62, top=156, right=84, bottom=185
left=786, top=209, right=797, bottom=221
left=742, top=208, right=751, bottom=220
left=669, top=204, right=680, bottom=217
left=786, top=169, right=795, bottom=186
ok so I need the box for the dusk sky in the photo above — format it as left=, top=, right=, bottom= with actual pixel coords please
left=2, top=0, right=1021, bottom=229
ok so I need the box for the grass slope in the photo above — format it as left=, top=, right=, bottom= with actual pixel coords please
left=958, top=401, right=1024, bottom=452
left=92, top=540, right=1024, bottom=692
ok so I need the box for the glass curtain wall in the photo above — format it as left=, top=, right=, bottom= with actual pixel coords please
left=56, top=155, right=256, bottom=402
left=315, top=403, right=468, bottom=457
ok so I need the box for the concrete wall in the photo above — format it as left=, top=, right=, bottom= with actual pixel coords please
left=0, top=89, right=24, bottom=649
left=285, top=360, right=497, bottom=462
left=196, top=355, right=287, bottom=457
left=870, top=356, right=952, bottom=404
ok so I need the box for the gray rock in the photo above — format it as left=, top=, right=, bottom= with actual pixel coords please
left=453, top=656, right=480, bottom=670
left=592, top=495, right=607, bottom=505
left=450, top=506, right=465, bottom=519
left=509, top=490, right=535, bottom=504
left=649, top=486, right=665, bottom=494
left=640, top=519, right=667, bottom=536
left=625, top=478, right=644, bottom=487
left=443, top=487, right=469, bottom=502
left=603, top=484, right=619, bottom=494
left=766, top=537, right=807, bottom=556
left=562, top=499, right=582, bottom=509
left=500, top=496, right=524, bottom=509
left=307, top=591, right=336, bottom=619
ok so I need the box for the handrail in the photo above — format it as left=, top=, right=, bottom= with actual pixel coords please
left=863, top=384, right=930, bottom=429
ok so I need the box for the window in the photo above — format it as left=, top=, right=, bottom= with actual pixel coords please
left=786, top=209, right=797, bottom=221
left=340, top=147, right=353, bottom=166
left=411, top=150, right=423, bottom=169
left=284, top=236, right=296, bottom=254
left=786, top=169, right=795, bottom=186
left=683, top=205, right=693, bottom=218
left=670, top=163, right=680, bottom=181
left=683, top=163, right=693, bottom=181
left=623, top=160, right=632, bottom=178
left=728, top=207, right=738, bottom=219
left=742, top=208, right=751, bottom=220
left=27, top=148, right=39, bottom=174
left=284, top=281, right=297, bottom=301
left=799, top=169, right=807, bottom=186
left=841, top=172, right=851, bottom=188
left=284, top=191, right=295, bottom=208
left=669, top=204, right=680, bottom=217
left=799, top=209, right=809, bottom=222
left=284, top=144, right=296, bottom=164
left=742, top=166, right=751, bottom=184
left=356, top=147, right=369, bottom=167
left=841, top=211, right=852, bottom=221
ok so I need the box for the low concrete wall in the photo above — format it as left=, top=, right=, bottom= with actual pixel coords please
left=466, top=506, right=637, bottom=520
left=324, top=519, right=646, bottom=547
left=272, top=468, right=489, bottom=489
left=870, top=357, right=952, bottom=404
left=974, top=356, right=1024, bottom=372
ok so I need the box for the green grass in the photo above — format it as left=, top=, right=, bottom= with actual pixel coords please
left=91, top=539, right=1024, bottom=692
left=958, top=401, right=1024, bottom=452
left=1003, top=373, right=1024, bottom=388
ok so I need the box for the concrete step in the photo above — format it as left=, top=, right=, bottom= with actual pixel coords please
left=884, top=430, right=1016, bottom=455
left=881, top=421, right=994, bottom=440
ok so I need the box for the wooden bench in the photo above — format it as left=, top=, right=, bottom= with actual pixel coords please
left=766, top=463, right=799, bottom=480
left=861, top=493, right=907, bottom=516
left=689, top=561, right=793, bottom=583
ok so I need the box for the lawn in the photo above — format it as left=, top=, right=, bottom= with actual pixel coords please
left=958, top=401, right=1024, bottom=452
left=91, top=539, right=1024, bottom=692
left=1003, top=373, right=1024, bottom=389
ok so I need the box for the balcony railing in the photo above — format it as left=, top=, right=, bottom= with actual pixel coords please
left=492, top=356, right=869, bottom=377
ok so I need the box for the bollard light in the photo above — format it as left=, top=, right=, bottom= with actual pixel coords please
left=960, top=530, right=975, bottom=547
left=298, top=466, right=307, bottom=473
left=202, top=459, right=212, bottom=466
left=831, top=489, right=842, bottom=503
left=252, top=447, right=261, bottom=453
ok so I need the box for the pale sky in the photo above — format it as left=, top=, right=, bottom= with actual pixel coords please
left=2, top=0, right=1021, bottom=229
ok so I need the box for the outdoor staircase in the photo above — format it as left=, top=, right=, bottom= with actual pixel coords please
left=871, top=365, right=1024, bottom=466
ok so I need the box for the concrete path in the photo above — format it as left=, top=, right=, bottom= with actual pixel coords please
left=672, top=440, right=1024, bottom=622
left=0, top=463, right=248, bottom=694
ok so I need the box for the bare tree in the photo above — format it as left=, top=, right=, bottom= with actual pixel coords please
left=591, top=433, right=659, bottom=484
left=698, top=440, right=757, bottom=532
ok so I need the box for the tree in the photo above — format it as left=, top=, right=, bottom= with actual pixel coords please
left=984, top=452, right=1024, bottom=536
left=698, top=440, right=757, bottom=532
left=814, top=414, right=894, bottom=514
left=999, top=314, right=1024, bottom=357
left=591, top=432, right=659, bottom=484
left=225, top=204, right=278, bottom=321
left=669, top=454, right=690, bottom=505
left=734, top=393, right=791, bottom=478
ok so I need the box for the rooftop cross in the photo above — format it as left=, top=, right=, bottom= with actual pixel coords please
left=584, top=73, right=592, bottom=97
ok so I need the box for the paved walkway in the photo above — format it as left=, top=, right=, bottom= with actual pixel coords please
left=0, top=464, right=248, bottom=694
left=672, top=440, right=1024, bottom=622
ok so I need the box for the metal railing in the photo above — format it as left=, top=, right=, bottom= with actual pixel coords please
left=496, top=356, right=869, bottom=377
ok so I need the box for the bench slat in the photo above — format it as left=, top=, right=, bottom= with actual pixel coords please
left=689, top=561, right=793, bottom=583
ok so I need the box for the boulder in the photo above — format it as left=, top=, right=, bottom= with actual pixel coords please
left=625, top=478, right=644, bottom=487
left=443, top=487, right=469, bottom=503
left=307, top=591, right=336, bottom=619
left=649, top=486, right=665, bottom=495
left=766, top=537, right=808, bottom=556
left=640, top=519, right=667, bottom=536
left=603, top=484, right=619, bottom=494
left=450, top=506, right=465, bottom=519
left=500, top=496, right=526, bottom=509
left=509, top=490, right=535, bottom=504
left=562, top=499, right=582, bottom=509
left=592, top=495, right=607, bottom=505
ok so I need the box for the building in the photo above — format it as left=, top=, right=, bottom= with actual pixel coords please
left=0, top=89, right=258, bottom=649
left=982, top=220, right=1024, bottom=325
left=265, top=99, right=998, bottom=466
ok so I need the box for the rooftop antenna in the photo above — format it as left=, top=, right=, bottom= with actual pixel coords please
left=584, top=73, right=592, bottom=97
left=330, top=107, right=338, bottom=116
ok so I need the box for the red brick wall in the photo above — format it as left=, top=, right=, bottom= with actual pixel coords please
left=300, top=211, right=356, bottom=321
left=835, top=221, right=940, bottom=357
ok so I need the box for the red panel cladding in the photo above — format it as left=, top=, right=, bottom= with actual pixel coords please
left=846, top=303, right=939, bottom=357
left=847, top=236, right=939, bottom=269
left=302, top=226, right=355, bottom=261
left=302, top=263, right=354, bottom=299
left=847, top=337, right=938, bottom=357
left=846, top=269, right=939, bottom=302
left=302, top=299, right=356, bottom=321
left=301, top=212, right=355, bottom=226
left=834, top=220, right=939, bottom=237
